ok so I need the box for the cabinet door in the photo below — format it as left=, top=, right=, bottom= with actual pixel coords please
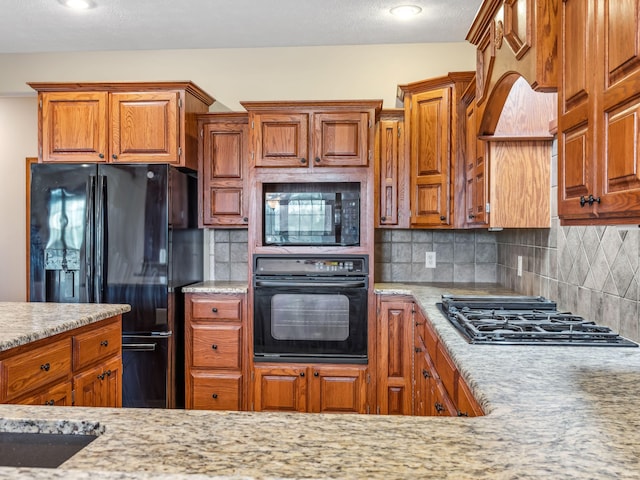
left=110, top=92, right=180, bottom=164
left=597, top=0, right=640, bottom=218
left=456, top=377, right=483, bottom=417
left=464, top=100, right=487, bottom=226
left=16, top=382, right=73, bottom=407
left=377, top=299, right=413, bottom=415
left=253, top=365, right=307, bottom=412
left=557, top=0, right=595, bottom=219
left=378, top=118, right=401, bottom=225
left=252, top=113, right=309, bottom=167
left=190, top=372, right=243, bottom=411
left=312, top=112, right=370, bottom=167
left=308, top=365, right=367, bottom=414
left=432, top=380, right=457, bottom=417
left=40, top=92, right=108, bottom=163
left=410, top=87, right=451, bottom=227
left=201, top=121, right=249, bottom=226
left=73, top=356, right=122, bottom=408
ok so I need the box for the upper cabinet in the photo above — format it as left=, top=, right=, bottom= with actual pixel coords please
left=375, top=109, right=409, bottom=228
left=197, top=113, right=249, bottom=227
left=29, top=82, right=214, bottom=170
left=241, top=101, right=382, bottom=169
left=558, top=0, right=640, bottom=224
left=397, top=72, right=474, bottom=228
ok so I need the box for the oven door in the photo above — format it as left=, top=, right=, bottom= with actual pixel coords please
left=253, top=277, right=368, bottom=363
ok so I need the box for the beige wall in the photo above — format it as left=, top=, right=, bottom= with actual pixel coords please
left=0, top=42, right=475, bottom=301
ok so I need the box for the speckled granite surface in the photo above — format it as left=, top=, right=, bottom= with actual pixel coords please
left=182, top=281, right=248, bottom=294
left=1, top=285, right=640, bottom=479
left=0, top=302, right=130, bottom=352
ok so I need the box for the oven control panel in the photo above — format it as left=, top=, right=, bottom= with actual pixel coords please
left=254, top=255, right=368, bottom=276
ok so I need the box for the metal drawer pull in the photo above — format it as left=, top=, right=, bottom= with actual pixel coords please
left=211, top=344, right=218, bottom=350
left=211, top=307, right=218, bottom=313
left=100, top=340, right=109, bottom=347
left=40, top=363, right=51, bottom=372
left=212, top=394, right=218, bottom=399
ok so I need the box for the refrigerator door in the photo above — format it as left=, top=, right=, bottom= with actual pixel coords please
left=30, top=163, right=97, bottom=303
left=98, top=164, right=170, bottom=334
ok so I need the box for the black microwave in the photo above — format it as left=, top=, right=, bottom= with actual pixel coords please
left=262, top=182, right=360, bottom=246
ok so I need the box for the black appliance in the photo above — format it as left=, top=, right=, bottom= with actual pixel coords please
left=29, top=163, right=203, bottom=408
left=439, top=294, right=638, bottom=347
left=262, top=182, right=360, bottom=246
left=253, top=254, right=368, bottom=363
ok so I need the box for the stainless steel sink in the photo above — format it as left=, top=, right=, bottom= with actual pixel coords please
left=0, top=431, right=98, bottom=468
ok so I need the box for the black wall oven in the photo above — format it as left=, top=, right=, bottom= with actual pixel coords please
left=253, top=254, right=368, bottom=364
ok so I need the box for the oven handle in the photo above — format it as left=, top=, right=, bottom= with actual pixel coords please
left=254, top=280, right=367, bottom=289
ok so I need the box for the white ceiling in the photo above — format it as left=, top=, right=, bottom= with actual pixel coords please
left=0, top=0, right=483, bottom=54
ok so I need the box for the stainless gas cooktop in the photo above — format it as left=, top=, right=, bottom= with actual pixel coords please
left=439, top=294, right=638, bottom=347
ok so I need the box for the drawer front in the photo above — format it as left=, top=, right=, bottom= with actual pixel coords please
left=191, top=325, right=241, bottom=369
left=191, top=297, right=242, bottom=322
left=73, top=320, right=122, bottom=371
left=0, top=338, right=72, bottom=401
left=436, top=342, right=458, bottom=401
left=191, top=372, right=242, bottom=410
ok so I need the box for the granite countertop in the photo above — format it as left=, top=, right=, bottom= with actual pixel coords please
left=1, top=284, right=640, bottom=479
left=0, top=302, right=131, bottom=352
left=182, top=281, right=248, bottom=294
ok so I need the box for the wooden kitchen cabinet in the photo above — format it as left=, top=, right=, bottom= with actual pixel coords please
left=0, top=315, right=122, bottom=408
left=241, top=101, right=382, bottom=169
left=197, top=113, right=249, bottom=227
left=375, top=109, right=409, bottom=228
left=376, top=296, right=414, bottom=415
left=252, top=363, right=368, bottom=414
left=29, top=82, right=214, bottom=170
left=397, top=73, right=474, bottom=228
left=558, top=0, right=640, bottom=224
left=185, top=293, right=247, bottom=411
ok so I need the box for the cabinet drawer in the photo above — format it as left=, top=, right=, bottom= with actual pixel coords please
left=191, top=325, right=241, bottom=369
left=191, top=372, right=242, bottom=410
left=190, top=297, right=242, bottom=322
left=0, top=338, right=72, bottom=402
left=17, top=381, right=73, bottom=407
left=73, top=320, right=121, bottom=371
left=436, top=342, right=458, bottom=401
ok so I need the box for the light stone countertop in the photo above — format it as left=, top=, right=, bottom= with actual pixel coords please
left=1, top=284, right=640, bottom=479
left=0, top=302, right=131, bottom=352
left=182, top=281, right=248, bottom=294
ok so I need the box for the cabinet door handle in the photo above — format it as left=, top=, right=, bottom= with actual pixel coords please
left=299, top=372, right=305, bottom=377
left=440, top=215, right=446, bottom=221
left=313, top=371, right=319, bottom=377
left=100, top=340, right=109, bottom=347
left=300, top=158, right=307, bottom=164
left=314, top=157, right=320, bottom=163
left=435, top=402, right=444, bottom=413
left=98, top=153, right=105, bottom=159
left=457, top=410, right=469, bottom=417
left=112, top=154, right=118, bottom=160
left=44, top=399, right=55, bottom=406
left=381, top=216, right=386, bottom=222
left=211, top=344, right=218, bottom=350
left=422, top=369, right=430, bottom=379
left=212, top=394, right=218, bottom=399
left=243, top=217, right=248, bottom=223
left=105, top=370, right=112, bottom=377
left=40, top=363, right=51, bottom=372
left=211, top=307, right=218, bottom=313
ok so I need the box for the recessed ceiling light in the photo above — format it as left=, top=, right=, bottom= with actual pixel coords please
left=59, top=0, right=95, bottom=10
left=390, top=5, right=422, bottom=19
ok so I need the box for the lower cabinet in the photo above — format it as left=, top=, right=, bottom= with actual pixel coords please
left=185, top=292, right=247, bottom=411
left=253, top=364, right=368, bottom=414
left=0, top=315, right=122, bottom=408
left=378, top=294, right=483, bottom=417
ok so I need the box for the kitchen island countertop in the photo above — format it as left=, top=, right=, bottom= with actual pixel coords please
left=0, top=302, right=131, bottom=352
left=1, top=284, right=640, bottom=479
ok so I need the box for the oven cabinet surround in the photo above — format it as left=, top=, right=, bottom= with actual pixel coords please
left=28, top=82, right=214, bottom=170
left=397, top=72, right=475, bottom=229
left=377, top=294, right=482, bottom=417
left=461, top=76, right=554, bottom=229
left=197, top=112, right=249, bottom=227
left=185, top=292, right=248, bottom=411
left=557, top=0, right=640, bottom=225
left=0, top=312, right=123, bottom=408
left=252, top=363, right=368, bottom=413
left=375, top=109, right=409, bottom=228
left=240, top=100, right=382, bottom=169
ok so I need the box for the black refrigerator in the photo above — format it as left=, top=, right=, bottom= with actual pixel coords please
left=29, top=163, right=203, bottom=409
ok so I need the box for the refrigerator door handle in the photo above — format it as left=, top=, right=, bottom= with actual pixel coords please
left=94, top=174, right=106, bottom=303
left=85, top=175, right=96, bottom=302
